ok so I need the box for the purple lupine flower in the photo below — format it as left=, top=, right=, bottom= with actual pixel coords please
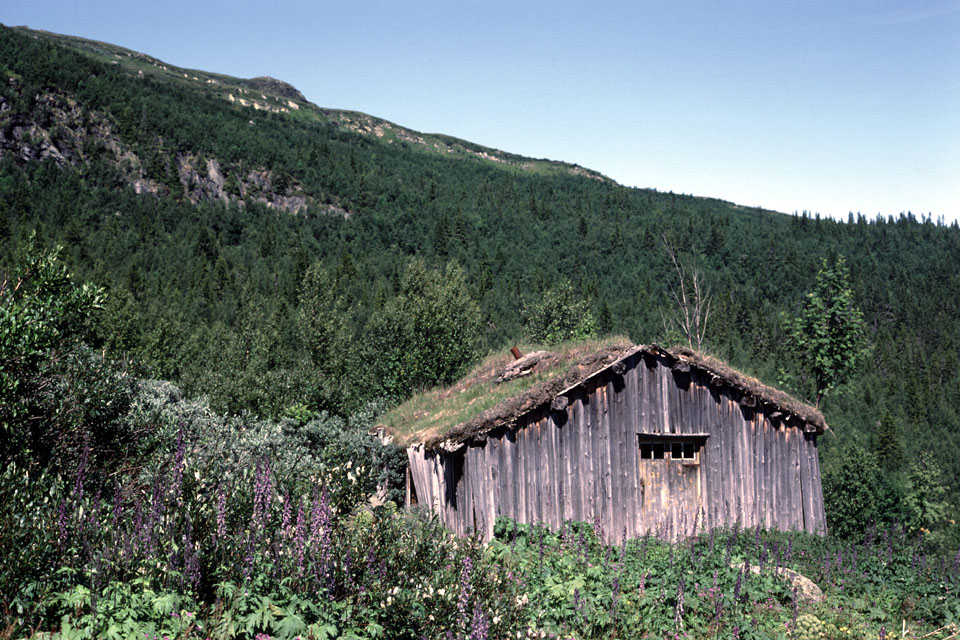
left=148, top=475, right=164, bottom=547
left=343, top=549, right=355, bottom=587
left=310, top=487, right=330, bottom=544
left=733, top=569, right=743, bottom=602
left=879, top=625, right=887, bottom=640
left=674, top=578, right=684, bottom=632
left=458, top=555, right=473, bottom=627
left=732, top=625, right=741, bottom=640
left=573, top=588, right=584, bottom=617
left=469, top=605, right=489, bottom=640
left=131, top=504, right=144, bottom=553
left=294, top=502, right=306, bottom=575
left=243, top=537, right=256, bottom=581
left=252, top=458, right=274, bottom=533
left=365, top=545, right=377, bottom=578
left=73, top=437, right=90, bottom=501
left=713, top=595, right=725, bottom=623
left=184, top=516, right=201, bottom=589
left=309, top=487, right=333, bottom=591
left=593, top=516, right=605, bottom=543
left=281, top=490, right=292, bottom=538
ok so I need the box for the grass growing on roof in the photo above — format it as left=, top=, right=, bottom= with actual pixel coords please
left=381, top=335, right=633, bottom=445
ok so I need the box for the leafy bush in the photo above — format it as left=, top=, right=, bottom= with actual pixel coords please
left=523, top=279, right=597, bottom=346
left=822, top=444, right=905, bottom=540
left=0, top=240, right=135, bottom=480
left=360, top=259, right=485, bottom=402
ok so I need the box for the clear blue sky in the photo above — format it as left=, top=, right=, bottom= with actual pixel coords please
left=3, top=1, right=959, bottom=222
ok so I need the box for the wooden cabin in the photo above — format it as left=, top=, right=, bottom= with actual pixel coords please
left=404, top=344, right=827, bottom=541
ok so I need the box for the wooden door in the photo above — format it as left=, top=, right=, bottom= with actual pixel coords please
left=637, top=438, right=704, bottom=539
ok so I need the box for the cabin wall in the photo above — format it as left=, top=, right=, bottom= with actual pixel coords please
left=407, top=353, right=827, bottom=541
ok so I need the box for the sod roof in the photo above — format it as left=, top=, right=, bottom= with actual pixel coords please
left=382, top=340, right=826, bottom=451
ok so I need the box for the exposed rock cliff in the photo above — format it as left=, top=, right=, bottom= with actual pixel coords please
left=248, top=76, right=306, bottom=103
left=0, top=78, right=342, bottom=216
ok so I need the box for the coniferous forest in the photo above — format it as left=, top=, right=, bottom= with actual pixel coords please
left=2, top=24, right=960, bottom=639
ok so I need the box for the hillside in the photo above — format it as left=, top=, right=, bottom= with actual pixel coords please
left=2, top=23, right=960, bottom=502
left=2, top=22, right=960, bottom=638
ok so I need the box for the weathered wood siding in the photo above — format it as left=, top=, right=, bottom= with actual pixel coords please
left=407, top=352, right=827, bottom=541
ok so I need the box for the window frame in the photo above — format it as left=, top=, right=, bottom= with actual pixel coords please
left=637, top=433, right=709, bottom=464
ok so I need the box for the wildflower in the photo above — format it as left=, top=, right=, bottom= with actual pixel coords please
left=593, top=516, right=604, bottom=542
left=294, top=502, right=306, bottom=575
left=459, top=556, right=473, bottom=626
left=674, top=579, right=684, bottom=632
left=252, top=458, right=274, bottom=532
left=73, top=436, right=90, bottom=501
left=470, top=605, right=489, bottom=640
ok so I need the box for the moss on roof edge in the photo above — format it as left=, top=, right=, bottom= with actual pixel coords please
left=415, top=343, right=826, bottom=452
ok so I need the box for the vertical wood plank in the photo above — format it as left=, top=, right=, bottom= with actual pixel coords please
left=810, top=437, right=827, bottom=534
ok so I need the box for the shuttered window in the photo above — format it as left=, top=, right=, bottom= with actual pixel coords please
left=638, top=434, right=707, bottom=462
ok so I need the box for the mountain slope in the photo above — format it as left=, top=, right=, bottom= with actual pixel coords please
left=13, top=26, right=610, bottom=182
left=2, top=23, right=960, bottom=509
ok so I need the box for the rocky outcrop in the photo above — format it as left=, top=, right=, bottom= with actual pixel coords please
left=0, top=79, right=331, bottom=216
left=248, top=76, right=306, bottom=103
left=173, top=153, right=324, bottom=215
left=177, top=155, right=229, bottom=203
left=0, top=89, right=82, bottom=167
left=0, top=80, right=165, bottom=197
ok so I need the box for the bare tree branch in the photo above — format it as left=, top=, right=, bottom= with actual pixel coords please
left=661, top=235, right=712, bottom=351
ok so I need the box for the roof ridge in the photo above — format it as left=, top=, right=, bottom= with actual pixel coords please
left=418, top=343, right=825, bottom=451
